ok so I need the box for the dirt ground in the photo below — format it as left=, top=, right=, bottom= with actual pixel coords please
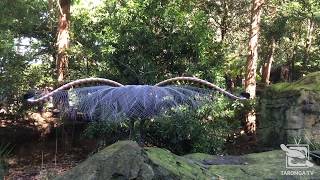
left=1, top=112, right=94, bottom=180
left=5, top=142, right=89, bottom=180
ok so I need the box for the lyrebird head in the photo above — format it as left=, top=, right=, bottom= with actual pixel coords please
left=240, top=92, right=250, bottom=99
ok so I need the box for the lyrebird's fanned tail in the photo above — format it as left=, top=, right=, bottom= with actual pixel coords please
left=155, top=77, right=245, bottom=100
left=27, top=78, right=124, bottom=103
left=27, top=77, right=245, bottom=105
left=26, top=77, right=247, bottom=121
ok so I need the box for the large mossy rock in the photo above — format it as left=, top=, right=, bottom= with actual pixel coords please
left=55, top=141, right=217, bottom=180
left=185, top=150, right=320, bottom=179
left=259, top=72, right=320, bottom=147
left=56, top=141, right=320, bottom=180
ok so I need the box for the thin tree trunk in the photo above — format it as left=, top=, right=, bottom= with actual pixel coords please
left=303, top=18, right=314, bottom=69
left=48, top=0, right=53, bottom=30
left=288, top=32, right=299, bottom=81
left=56, top=0, right=70, bottom=84
left=220, top=0, right=228, bottom=42
left=290, top=46, right=297, bottom=82
left=262, top=36, right=275, bottom=85
left=245, top=0, right=264, bottom=134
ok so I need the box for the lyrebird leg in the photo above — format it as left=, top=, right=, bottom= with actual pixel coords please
left=129, top=119, right=135, bottom=140
left=138, top=119, right=146, bottom=146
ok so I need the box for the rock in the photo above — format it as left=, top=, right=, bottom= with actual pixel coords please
left=145, top=147, right=215, bottom=179
left=201, top=156, right=246, bottom=165
left=55, top=141, right=155, bottom=180
left=56, top=141, right=320, bottom=180
left=259, top=72, right=320, bottom=147
left=55, top=141, right=217, bottom=180
left=186, top=150, right=320, bottom=179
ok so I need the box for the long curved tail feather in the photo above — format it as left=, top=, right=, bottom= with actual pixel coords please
left=27, top=78, right=123, bottom=103
left=156, top=77, right=246, bottom=100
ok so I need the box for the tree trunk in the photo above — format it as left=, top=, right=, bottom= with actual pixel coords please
left=220, top=0, right=228, bottom=42
left=290, top=46, right=297, bottom=81
left=56, top=0, right=70, bottom=84
left=245, top=0, right=264, bottom=134
left=261, top=36, right=275, bottom=85
left=303, top=18, right=314, bottom=70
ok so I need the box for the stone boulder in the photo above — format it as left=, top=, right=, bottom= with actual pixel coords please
left=56, top=141, right=320, bottom=180
left=186, top=150, right=320, bottom=179
left=55, top=141, right=216, bottom=180
left=259, top=72, right=320, bottom=147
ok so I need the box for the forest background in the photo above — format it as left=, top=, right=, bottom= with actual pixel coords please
left=0, top=0, right=320, bottom=153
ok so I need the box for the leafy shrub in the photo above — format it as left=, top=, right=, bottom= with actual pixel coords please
left=83, top=121, right=129, bottom=148
left=145, top=96, right=242, bottom=155
left=83, top=96, right=244, bottom=155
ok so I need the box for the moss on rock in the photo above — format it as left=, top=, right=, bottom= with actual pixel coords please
left=56, top=141, right=320, bottom=180
left=145, top=148, right=217, bottom=179
left=266, top=71, right=320, bottom=97
left=187, top=150, right=320, bottom=179
left=259, top=72, right=320, bottom=147
left=55, top=141, right=155, bottom=180
left=55, top=141, right=218, bottom=180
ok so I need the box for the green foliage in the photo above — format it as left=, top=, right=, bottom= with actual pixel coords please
left=2, top=0, right=319, bottom=116
left=82, top=96, right=244, bottom=155
left=0, top=0, right=56, bottom=115
left=83, top=121, right=129, bottom=144
left=1, top=0, right=320, bottom=158
left=71, top=0, right=225, bottom=84
left=145, top=97, right=242, bottom=155
left=260, top=0, right=320, bottom=79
